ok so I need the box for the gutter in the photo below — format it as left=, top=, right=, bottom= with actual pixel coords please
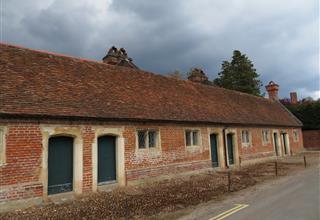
left=0, top=113, right=302, bottom=128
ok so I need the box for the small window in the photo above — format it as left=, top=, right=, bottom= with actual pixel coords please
left=137, top=129, right=159, bottom=149
left=185, top=130, right=200, bottom=147
left=293, top=130, right=299, bottom=142
left=262, top=130, right=270, bottom=144
left=241, top=130, right=250, bottom=146
left=0, top=127, right=5, bottom=164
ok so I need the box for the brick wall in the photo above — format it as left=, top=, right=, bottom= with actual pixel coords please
left=0, top=124, right=43, bottom=202
left=237, top=127, right=304, bottom=161
left=124, top=125, right=210, bottom=181
left=0, top=120, right=304, bottom=204
left=289, top=128, right=304, bottom=152
left=302, top=130, right=320, bottom=149
left=237, top=127, right=275, bottom=160
left=82, top=126, right=95, bottom=192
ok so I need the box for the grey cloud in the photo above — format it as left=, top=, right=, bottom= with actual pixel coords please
left=2, top=0, right=319, bottom=99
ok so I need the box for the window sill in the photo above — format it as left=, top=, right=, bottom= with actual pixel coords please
left=186, top=145, right=202, bottom=152
left=241, top=143, right=251, bottom=148
left=135, top=147, right=161, bottom=156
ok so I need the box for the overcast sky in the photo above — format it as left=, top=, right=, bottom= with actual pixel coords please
left=2, top=0, right=319, bottom=99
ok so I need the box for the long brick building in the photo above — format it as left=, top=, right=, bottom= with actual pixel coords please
left=0, top=43, right=304, bottom=210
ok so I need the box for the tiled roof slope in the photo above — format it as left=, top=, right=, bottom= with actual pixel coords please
left=0, top=43, right=301, bottom=127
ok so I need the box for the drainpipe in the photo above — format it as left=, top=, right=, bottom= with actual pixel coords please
left=222, top=127, right=228, bottom=168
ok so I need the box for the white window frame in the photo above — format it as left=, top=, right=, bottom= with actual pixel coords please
left=185, top=129, right=201, bottom=147
left=136, top=129, right=160, bottom=149
left=262, top=129, right=271, bottom=145
left=0, top=126, right=6, bottom=165
left=293, top=129, right=299, bottom=142
left=241, top=130, right=251, bottom=147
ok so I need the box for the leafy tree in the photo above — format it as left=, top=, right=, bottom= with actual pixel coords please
left=214, top=50, right=262, bottom=96
left=283, top=100, right=320, bottom=130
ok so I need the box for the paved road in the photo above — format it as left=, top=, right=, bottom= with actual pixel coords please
left=179, top=164, right=320, bottom=220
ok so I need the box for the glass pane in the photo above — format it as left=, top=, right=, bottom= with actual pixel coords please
left=242, top=131, right=248, bottom=143
left=192, top=131, right=198, bottom=145
left=185, top=131, right=191, bottom=146
left=148, top=131, right=157, bottom=148
left=138, top=130, right=147, bottom=149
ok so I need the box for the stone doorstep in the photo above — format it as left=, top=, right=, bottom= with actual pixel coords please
left=47, top=191, right=76, bottom=205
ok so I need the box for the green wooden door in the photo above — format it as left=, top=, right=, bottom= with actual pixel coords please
left=98, top=136, right=116, bottom=183
left=227, top=134, right=234, bottom=165
left=210, top=134, right=219, bottom=167
left=48, top=136, right=73, bottom=195
left=273, top=133, right=279, bottom=156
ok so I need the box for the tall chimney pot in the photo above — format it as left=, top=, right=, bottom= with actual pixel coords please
left=188, top=68, right=208, bottom=83
left=265, top=81, right=279, bottom=100
left=102, top=46, right=139, bottom=69
left=290, top=92, right=298, bottom=104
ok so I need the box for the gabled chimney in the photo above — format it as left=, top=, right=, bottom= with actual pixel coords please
left=290, top=92, right=298, bottom=104
left=265, top=81, right=279, bottom=100
left=188, top=68, right=208, bottom=83
left=102, top=46, right=139, bottom=69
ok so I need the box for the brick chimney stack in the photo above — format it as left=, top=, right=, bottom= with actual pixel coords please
left=290, top=92, right=298, bottom=104
left=265, top=81, right=279, bottom=100
left=102, top=46, right=138, bottom=69
left=188, top=68, right=208, bottom=83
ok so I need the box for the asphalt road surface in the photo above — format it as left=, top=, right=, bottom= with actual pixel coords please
left=178, top=164, right=320, bottom=220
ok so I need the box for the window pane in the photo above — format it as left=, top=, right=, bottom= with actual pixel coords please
left=242, top=130, right=248, bottom=143
left=192, top=131, right=198, bottom=145
left=263, top=130, right=268, bottom=142
left=242, top=130, right=249, bottom=143
left=294, top=130, right=298, bottom=141
left=138, top=130, right=147, bottom=149
left=148, top=131, right=157, bottom=148
left=185, top=131, right=191, bottom=146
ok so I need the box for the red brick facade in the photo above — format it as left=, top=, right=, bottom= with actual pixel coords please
left=0, top=43, right=305, bottom=209
left=0, top=120, right=304, bottom=205
left=302, top=130, right=320, bottom=149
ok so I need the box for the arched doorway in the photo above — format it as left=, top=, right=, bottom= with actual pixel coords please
left=48, top=136, right=73, bottom=195
left=98, top=135, right=117, bottom=183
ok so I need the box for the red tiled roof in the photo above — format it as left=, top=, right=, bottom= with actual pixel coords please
left=0, top=43, right=301, bottom=127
